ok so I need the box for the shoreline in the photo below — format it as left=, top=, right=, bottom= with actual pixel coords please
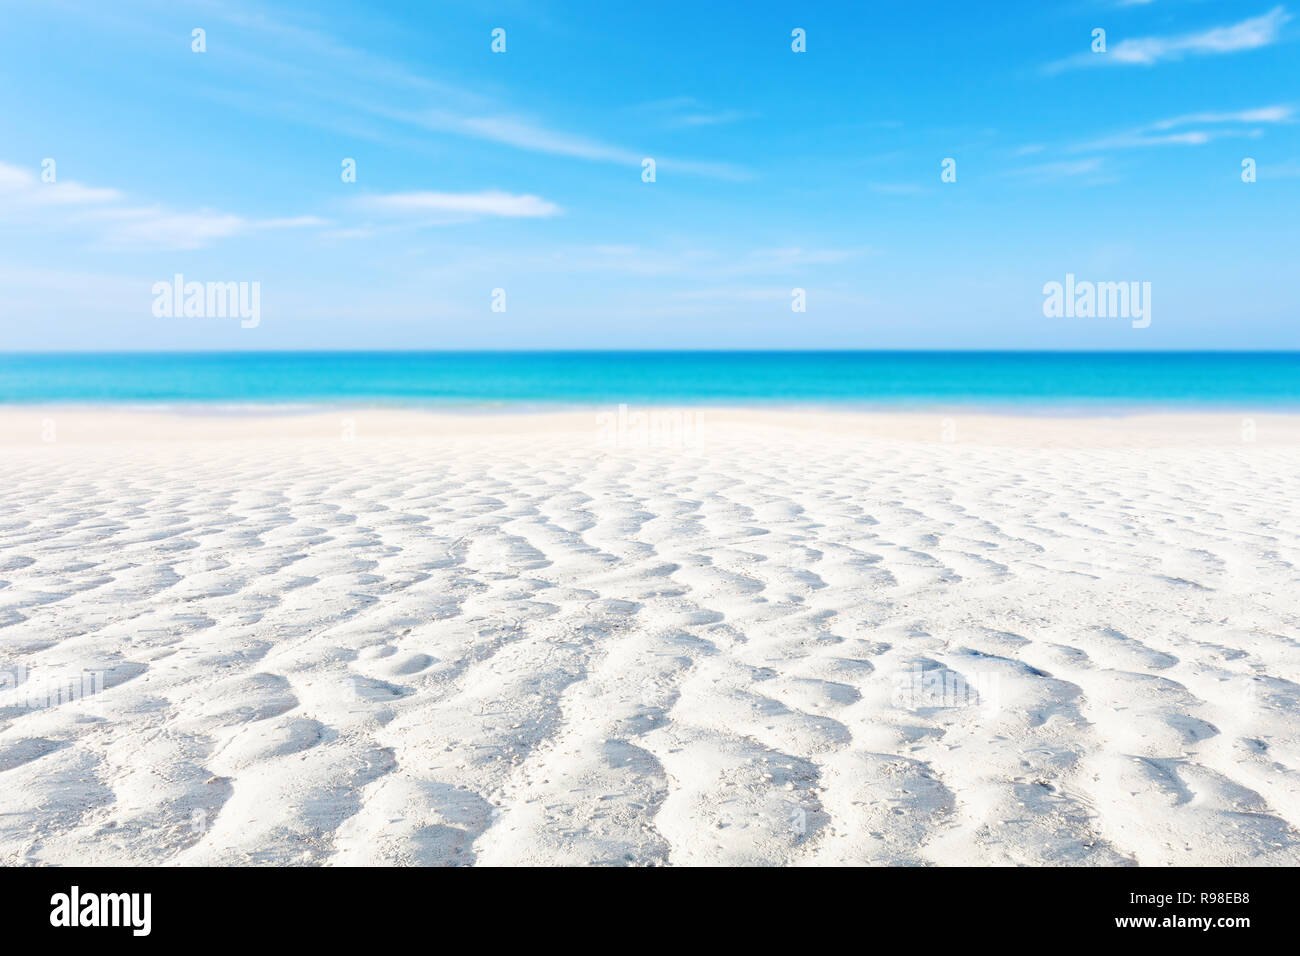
left=6, top=398, right=1300, bottom=415
left=4, top=405, right=1299, bottom=448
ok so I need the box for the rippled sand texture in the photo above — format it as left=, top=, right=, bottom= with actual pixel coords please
left=1, top=409, right=1298, bottom=866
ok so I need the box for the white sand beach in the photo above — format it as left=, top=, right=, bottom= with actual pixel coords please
left=1, top=407, right=1298, bottom=866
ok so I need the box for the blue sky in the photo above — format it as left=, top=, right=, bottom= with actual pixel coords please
left=1, top=0, right=1297, bottom=350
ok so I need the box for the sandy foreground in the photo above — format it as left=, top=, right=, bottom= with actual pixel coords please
left=1, top=407, right=1298, bottom=866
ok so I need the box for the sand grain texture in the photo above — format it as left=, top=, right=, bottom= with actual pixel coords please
left=1, top=409, right=1298, bottom=866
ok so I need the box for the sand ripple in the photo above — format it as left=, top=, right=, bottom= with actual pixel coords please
left=1, top=410, right=1298, bottom=865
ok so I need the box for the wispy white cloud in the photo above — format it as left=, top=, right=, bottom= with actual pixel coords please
left=749, top=247, right=872, bottom=266
left=359, top=190, right=562, bottom=219
left=1008, top=157, right=1110, bottom=183
left=663, top=286, right=876, bottom=310
left=373, top=107, right=753, bottom=181
left=636, top=96, right=756, bottom=128
left=452, top=114, right=633, bottom=164
left=102, top=210, right=327, bottom=249
left=677, top=110, right=753, bottom=128
left=174, top=4, right=752, bottom=181
left=1045, top=6, right=1292, bottom=72
left=397, top=243, right=873, bottom=282
left=1148, top=105, right=1295, bottom=129
left=0, top=160, right=325, bottom=249
left=0, top=162, right=122, bottom=204
left=1072, top=103, right=1293, bottom=151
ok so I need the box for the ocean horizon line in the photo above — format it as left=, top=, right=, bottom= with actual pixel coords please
left=3, top=351, right=1300, bottom=409
left=4, top=348, right=1300, bottom=356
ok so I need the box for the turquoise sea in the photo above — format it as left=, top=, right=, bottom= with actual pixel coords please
left=1, top=352, right=1298, bottom=410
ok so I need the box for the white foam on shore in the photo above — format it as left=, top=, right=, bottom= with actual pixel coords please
left=1, top=408, right=1297, bottom=865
